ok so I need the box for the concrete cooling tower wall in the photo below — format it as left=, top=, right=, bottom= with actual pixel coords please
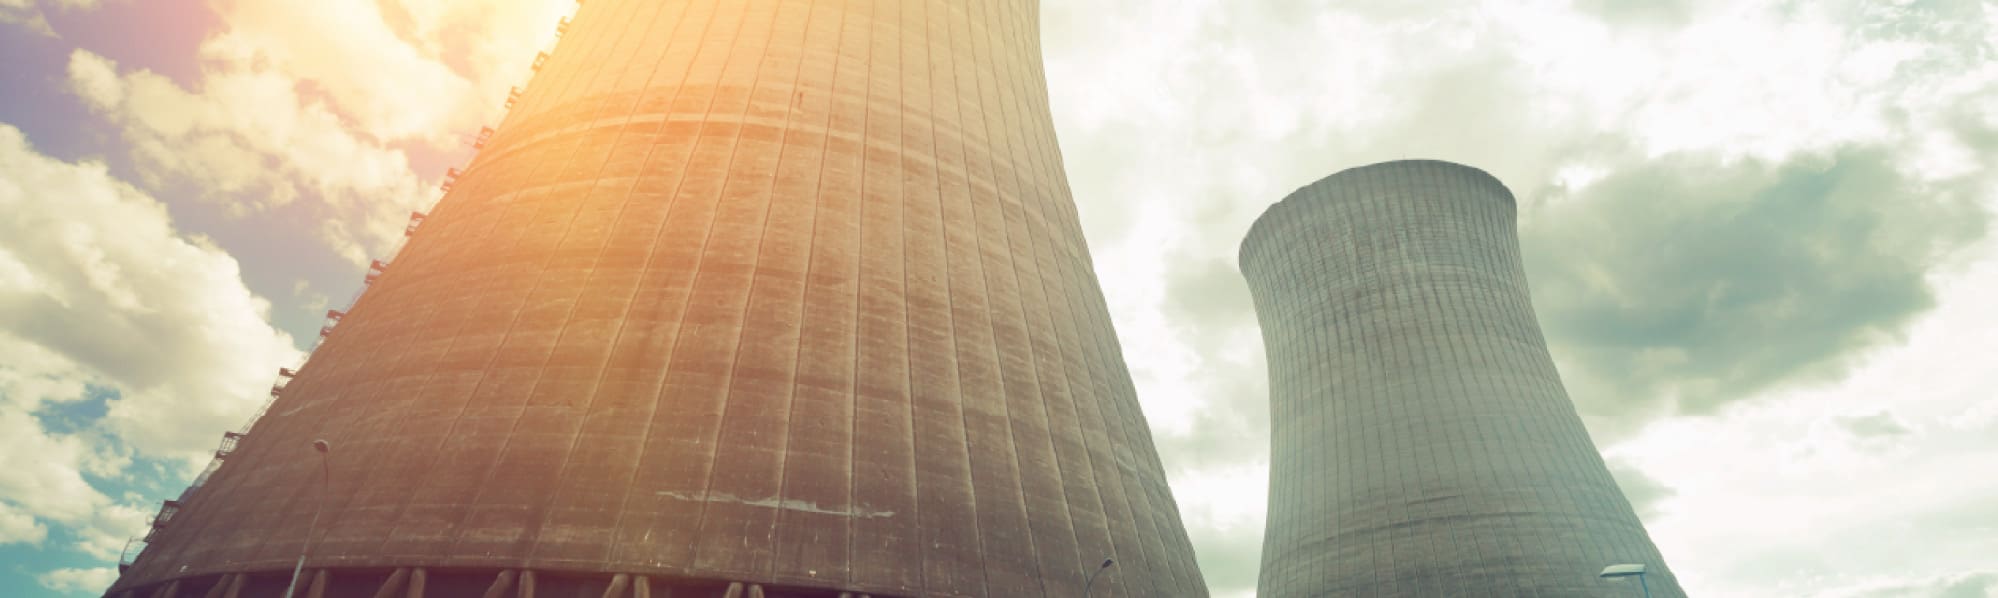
left=110, top=2, right=1206, bottom=597
left=1240, top=160, right=1681, bottom=597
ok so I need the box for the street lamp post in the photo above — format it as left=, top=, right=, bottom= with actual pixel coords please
left=1083, top=558, right=1116, bottom=596
left=1599, top=563, right=1651, bottom=598
left=281, top=440, right=332, bottom=598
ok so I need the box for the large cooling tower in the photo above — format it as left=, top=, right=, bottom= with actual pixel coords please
left=1239, top=160, right=1680, bottom=597
left=108, top=1, right=1207, bottom=596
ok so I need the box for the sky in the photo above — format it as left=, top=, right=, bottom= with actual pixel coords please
left=0, top=0, right=1993, bottom=597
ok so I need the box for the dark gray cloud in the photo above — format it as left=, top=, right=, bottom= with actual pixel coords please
left=1164, top=257, right=1257, bottom=350
left=1837, top=412, right=1912, bottom=439
left=1522, top=146, right=1987, bottom=416
left=1948, top=105, right=1998, bottom=153
left=1570, top=0, right=1695, bottom=27
left=1143, top=255, right=1271, bottom=597
left=1606, top=460, right=1677, bottom=519
left=1154, top=256, right=1268, bottom=472
left=1931, top=576, right=1996, bottom=598
left=1849, top=571, right=1998, bottom=598
left=1185, top=521, right=1265, bottom=596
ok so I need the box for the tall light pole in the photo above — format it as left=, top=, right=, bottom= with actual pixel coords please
left=1600, top=563, right=1652, bottom=598
left=282, top=439, right=332, bottom=598
left=1083, top=558, right=1115, bottom=596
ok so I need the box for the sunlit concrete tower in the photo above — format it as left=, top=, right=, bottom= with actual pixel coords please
left=1240, top=160, right=1680, bottom=597
left=109, top=1, right=1207, bottom=596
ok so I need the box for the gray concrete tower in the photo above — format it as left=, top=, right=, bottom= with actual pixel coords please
left=107, top=1, right=1207, bottom=596
left=1239, top=160, right=1681, bottom=597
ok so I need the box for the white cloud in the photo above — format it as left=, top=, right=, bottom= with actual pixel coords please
left=36, top=566, right=118, bottom=595
left=0, top=123, right=302, bottom=453
left=0, top=8, right=53, bottom=36
left=1171, top=461, right=1271, bottom=598
left=205, top=2, right=476, bottom=144
left=58, top=1, right=577, bottom=264
left=0, top=123, right=299, bottom=564
left=208, top=0, right=569, bottom=141
left=0, top=324, right=134, bottom=555
left=65, top=48, right=429, bottom=262
left=0, top=501, right=49, bottom=546
left=291, top=278, right=330, bottom=315
left=0, top=0, right=104, bottom=36
left=1823, top=570, right=1998, bottom=598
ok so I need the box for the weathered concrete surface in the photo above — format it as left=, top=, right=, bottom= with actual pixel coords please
left=1240, top=160, right=1682, bottom=597
left=112, top=2, right=1206, bottom=596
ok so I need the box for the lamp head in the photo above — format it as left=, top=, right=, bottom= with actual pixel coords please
left=1599, top=564, right=1647, bottom=578
left=312, top=439, right=331, bottom=453
left=1099, top=558, right=1115, bottom=569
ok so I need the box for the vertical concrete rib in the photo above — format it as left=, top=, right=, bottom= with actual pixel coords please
left=1242, top=160, right=1682, bottom=597
left=969, top=0, right=1088, bottom=593
left=437, top=0, right=653, bottom=558
left=525, top=0, right=704, bottom=566
left=461, top=0, right=683, bottom=564
left=689, top=0, right=812, bottom=575
left=934, top=2, right=1043, bottom=594
left=843, top=0, right=920, bottom=592
left=770, top=0, right=851, bottom=584
left=1001, top=2, right=1158, bottom=589
left=591, top=0, right=725, bottom=567
left=617, top=0, right=762, bottom=570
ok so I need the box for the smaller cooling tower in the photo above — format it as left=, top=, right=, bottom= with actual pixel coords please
left=1239, top=160, right=1682, bottom=597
